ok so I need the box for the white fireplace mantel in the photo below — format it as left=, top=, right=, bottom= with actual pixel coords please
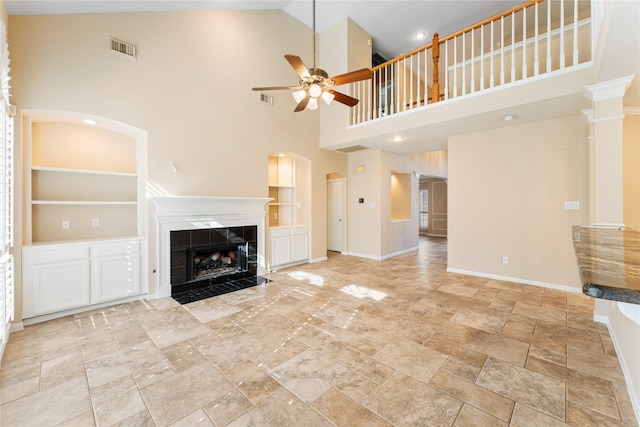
left=152, top=196, right=271, bottom=298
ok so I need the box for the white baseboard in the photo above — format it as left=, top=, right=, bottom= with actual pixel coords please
left=344, top=246, right=419, bottom=261
left=445, top=268, right=581, bottom=294
left=22, top=294, right=148, bottom=326
left=309, top=256, right=328, bottom=264
left=597, top=310, right=640, bottom=425
left=10, top=321, right=24, bottom=332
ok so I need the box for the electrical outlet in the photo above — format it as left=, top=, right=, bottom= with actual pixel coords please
left=502, top=256, right=509, bottom=264
left=564, top=201, right=580, bottom=210
left=92, top=218, right=100, bottom=228
left=62, top=220, right=70, bottom=229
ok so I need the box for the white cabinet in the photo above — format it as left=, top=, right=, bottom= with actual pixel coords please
left=22, top=238, right=146, bottom=319
left=269, top=226, right=309, bottom=268
left=92, top=240, right=142, bottom=303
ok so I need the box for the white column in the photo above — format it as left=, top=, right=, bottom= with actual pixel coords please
left=584, top=75, right=635, bottom=227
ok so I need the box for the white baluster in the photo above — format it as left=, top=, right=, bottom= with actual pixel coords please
left=490, top=20, right=495, bottom=88
left=462, top=32, right=466, bottom=95
left=471, top=28, right=475, bottom=93
left=560, top=0, right=565, bottom=68
left=522, top=7, right=527, bottom=80
left=511, top=11, right=516, bottom=82
left=547, top=0, right=551, bottom=73
left=480, top=24, right=485, bottom=90
left=534, top=1, right=539, bottom=76
left=453, top=36, right=458, bottom=97
left=444, top=39, right=449, bottom=100
left=573, top=0, right=579, bottom=65
left=500, top=16, right=505, bottom=85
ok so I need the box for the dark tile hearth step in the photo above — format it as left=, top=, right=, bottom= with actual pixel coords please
left=171, top=275, right=271, bottom=304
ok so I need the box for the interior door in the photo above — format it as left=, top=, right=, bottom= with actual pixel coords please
left=327, top=180, right=343, bottom=252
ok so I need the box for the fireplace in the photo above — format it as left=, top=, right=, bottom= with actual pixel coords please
left=152, top=196, right=271, bottom=303
left=170, top=225, right=255, bottom=286
left=189, top=243, right=247, bottom=282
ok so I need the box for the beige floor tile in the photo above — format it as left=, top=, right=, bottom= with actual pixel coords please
left=336, top=346, right=396, bottom=384
left=169, top=409, right=214, bottom=426
left=268, top=348, right=350, bottom=403
left=226, top=389, right=332, bottom=427
left=365, top=371, right=463, bottom=426
left=566, top=344, right=626, bottom=385
left=90, top=375, right=147, bottom=426
left=57, top=410, right=97, bottom=427
left=311, top=387, right=392, bottom=426
left=373, top=338, right=447, bottom=384
left=476, top=357, right=566, bottom=420
left=112, top=409, right=156, bottom=426
left=450, top=308, right=507, bottom=334
left=161, top=339, right=209, bottom=373
left=512, top=302, right=567, bottom=325
left=567, top=370, right=620, bottom=419
left=455, top=328, right=530, bottom=366
left=0, top=376, right=92, bottom=426
left=509, top=403, right=570, bottom=426
left=453, top=403, right=508, bottom=427
left=223, top=360, right=281, bottom=405
left=429, top=369, right=515, bottom=422
left=202, top=388, right=253, bottom=426
left=141, top=362, right=235, bottom=426
left=567, top=401, right=628, bottom=426
left=40, top=351, right=86, bottom=391
left=333, top=368, right=379, bottom=404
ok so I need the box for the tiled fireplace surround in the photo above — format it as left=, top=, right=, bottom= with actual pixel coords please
left=152, top=196, right=271, bottom=299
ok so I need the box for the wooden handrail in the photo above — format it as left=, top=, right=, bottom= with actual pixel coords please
left=439, top=0, right=542, bottom=43
left=372, top=0, right=542, bottom=71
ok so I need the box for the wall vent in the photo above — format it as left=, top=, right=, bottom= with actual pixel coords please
left=259, top=93, right=273, bottom=105
left=110, top=38, right=137, bottom=59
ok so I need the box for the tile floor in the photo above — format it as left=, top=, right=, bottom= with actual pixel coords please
left=1, top=237, right=638, bottom=426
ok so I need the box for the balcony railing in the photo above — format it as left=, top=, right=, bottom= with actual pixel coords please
left=349, top=0, right=598, bottom=126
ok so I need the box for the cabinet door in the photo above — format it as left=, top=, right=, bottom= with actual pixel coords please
left=291, top=232, right=309, bottom=262
left=93, top=253, right=141, bottom=303
left=32, top=260, right=91, bottom=316
left=271, top=235, right=291, bottom=267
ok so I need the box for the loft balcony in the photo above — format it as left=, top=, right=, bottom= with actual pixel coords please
left=321, top=0, right=606, bottom=154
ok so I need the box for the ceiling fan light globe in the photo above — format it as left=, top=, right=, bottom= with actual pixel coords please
left=292, top=89, right=307, bottom=103
left=307, top=97, right=319, bottom=110
left=322, top=91, right=335, bottom=105
left=309, top=83, right=322, bottom=98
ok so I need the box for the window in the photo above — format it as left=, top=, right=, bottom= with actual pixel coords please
left=0, top=20, right=14, bottom=352
left=419, top=189, right=428, bottom=229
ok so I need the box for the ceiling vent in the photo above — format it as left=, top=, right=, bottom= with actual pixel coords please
left=110, top=38, right=137, bottom=59
left=336, top=145, right=370, bottom=153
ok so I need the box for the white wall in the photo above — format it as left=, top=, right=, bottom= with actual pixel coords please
left=8, top=10, right=348, bottom=321
left=448, top=114, right=589, bottom=291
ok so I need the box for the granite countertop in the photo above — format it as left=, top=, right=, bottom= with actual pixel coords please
left=572, top=225, right=640, bottom=305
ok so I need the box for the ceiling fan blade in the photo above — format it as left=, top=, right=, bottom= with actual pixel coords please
left=285, top=54, right=311, bottom=79
left=328, top=90, right=359, bottom=107
left=252, top=86, right=301, bottom=91
left=330, top=68, right=373, bottom=86
left=294, top=95, right=310, bottom=112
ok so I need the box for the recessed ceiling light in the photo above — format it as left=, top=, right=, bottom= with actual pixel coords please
left=82, top=119, right=97, bottom=125
left=415, top=32, right=426, bottom=40
left=392, top=136, right=403, bottom=142
left=278, top=153, right=285, bottom=157
left=503, top=114, right=515, bottom=122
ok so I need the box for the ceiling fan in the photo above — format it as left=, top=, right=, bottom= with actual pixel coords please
left=252, top=0, right=373, bottom=112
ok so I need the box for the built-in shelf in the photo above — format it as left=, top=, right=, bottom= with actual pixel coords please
left=31, top=166, right=137, bottom=177
left=32, top=201, right=138, bottom=205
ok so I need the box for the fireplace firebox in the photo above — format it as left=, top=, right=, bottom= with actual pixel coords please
left=170, top=225, right=267, bottom=304
left=188, top=243, right=248, bottom=281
